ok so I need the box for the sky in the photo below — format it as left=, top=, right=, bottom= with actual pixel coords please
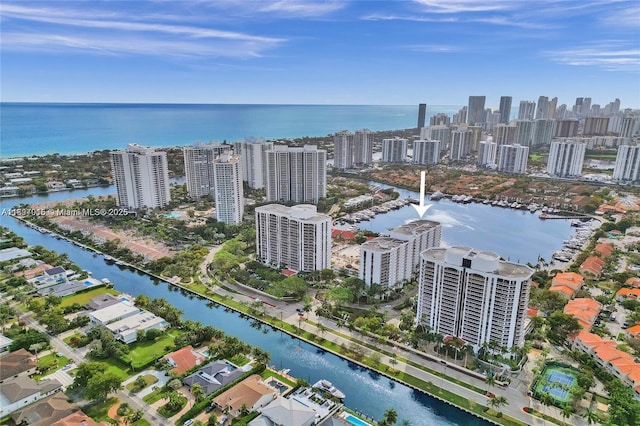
left=1, top=0, right=639, bottom=107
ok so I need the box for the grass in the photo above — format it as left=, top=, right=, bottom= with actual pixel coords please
left=60, top=286, right=119, bottom=307
left=229, top=354, right=250, bottom=366
left=100, top=358, right=134, bottom=380
left=131, top=419, right=151, bottom=426
left=63, top=333, right=83, bottom=346
left=143, top=387, right=172, bottom=404
left=158, top=395, right=187, bottom=418
left=126, top=374, right=158, bottom=392
left=260, top=369, right=297, bottom=387
left=34, top=353, right=70, bottom=380
left=83, top=397, right=119, bottom=424
left=120, top=332, right=178, bottom=369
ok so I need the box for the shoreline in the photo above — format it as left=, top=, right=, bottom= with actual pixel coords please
left=10, top=213, right=513, bottom=426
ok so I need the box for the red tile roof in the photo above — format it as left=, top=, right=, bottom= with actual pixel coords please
left=564, top=298, right=602, bottom=330
left=163, top=345, right=206, bottom=375
left=595, top=243, right=614, bottom=258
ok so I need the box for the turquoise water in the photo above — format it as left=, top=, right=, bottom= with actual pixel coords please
left=164, top=211, right=183, bottom=218
left=345, top=414, right=373, bottom=426
left=1, top=103, right=460, bottom=157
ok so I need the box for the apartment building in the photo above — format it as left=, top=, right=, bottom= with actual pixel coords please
left=234, top=137, right=272, bottom=189
left=213, top=153, right=244, bottom=224
left=547, top=139, right=586, bottom=178
left=183, top=142, right=231, bottom=200
left=264, top=145, right=327, bottom=204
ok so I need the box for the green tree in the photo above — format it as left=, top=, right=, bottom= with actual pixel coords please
left=547, top=311, right=581, bottom=343
left=383, top=408, right=398, bottom=425
left=85, top=372, right=122, bottom=402
left=252, top=347, right=271, bottom=367
left=191, top=383, right=206, bottom=404
left=73, top=362, right=107, bottom=388
left=581, top=408, right=598, bottom=425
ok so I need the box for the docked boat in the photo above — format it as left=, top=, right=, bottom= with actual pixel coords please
left=313, top=380, right=345, bottom=399
left=430, top=191, right=444, bottom=201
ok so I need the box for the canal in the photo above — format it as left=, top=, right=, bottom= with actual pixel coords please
left=1, top=185, right=572, bottom=425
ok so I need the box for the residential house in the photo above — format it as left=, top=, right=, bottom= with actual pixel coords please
left=579, top=256, right=606, bottom=277
left=52, top=410, right=108, bottom=426
left=0, top=349, right=37, bottom=383
left=105, top=311, right=168, bottom=343
left=625, top=325, right=640, bottom=339
left=31, top=266, right=67, bottom=288
left=616, top=288, right=640, bottom=301
left=86, top=294, right=122, bottom=311
left=87, top=302, right=140, bottom=326
left=626, top=277, right=640, bottom=288
left=213, top=375, right=277, bottom=418
left=0, top=335, right=13, bottom=354
left=182, top=361, right=244, bottom=395
left=564, top=298, right=602, bottom=329
left=595, top=243, right=615, bottom=258
left=163, top=345, right=206, bottom=375
left=0, top=376, right=62, bottom=417
left=248, top=397, right=316, bottom=426
left=11, top=392, right=77, bottom=426
left=15, top=263, right=53, bottom=280
left=549, top=272, right=584, bottom=299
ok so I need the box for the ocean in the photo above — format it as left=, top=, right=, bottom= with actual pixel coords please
left=0, top=103, right=463, bottom=157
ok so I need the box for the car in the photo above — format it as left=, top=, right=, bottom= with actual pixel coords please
left=205, top=405, right=214, bottom=413
left=56, top=352, right=64, bottom=357
left=610, top=315, right=617, bottom=322
left=219, top=416, right=228, bottom=425
left=184, top=419, right=195, bottom=426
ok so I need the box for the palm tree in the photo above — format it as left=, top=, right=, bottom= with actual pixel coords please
left=252, top=347, right=271, bottom=367
left=463, top=344, right=474, bottom=368
left=485, top=374, right=496, bottom=394
left=493, top=396, right=508, bottom=416
left=191, top=383, right=205, bottom=404
left=383, top=408, right=398, bottom=425
left=581, top=408, right=598, bottom=425
left=561, top=405, right=573, bottom=421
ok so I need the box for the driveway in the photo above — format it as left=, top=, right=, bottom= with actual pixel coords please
left=122, top=369, right=171, bottom=398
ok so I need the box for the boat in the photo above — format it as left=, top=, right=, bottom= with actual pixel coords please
left=313, top=379, right=345, bottom=399
left=430, top=191, right=444, bottom=201
left=104, top=255, right=115, bottom=263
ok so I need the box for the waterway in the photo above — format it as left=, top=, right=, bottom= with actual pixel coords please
left=0, top=184, right=574, bottom=425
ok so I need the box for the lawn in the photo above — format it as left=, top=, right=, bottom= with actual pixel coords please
left=34, top=353, right=70, bottom=380
left=83, top=397, right=119, bottom=424
left=131, top=419, right=151, bottom=426
left=126, top=374, right=158, bottom=392
left=120, top=332, right=178, bottom=369
left=60, top=286, right=119, bottom=307
left=229, top=354, right=250, bottom=366
left=260, top=369, right=296, bottom=387
left=143, top=387, right=172, bottom=404
left=158, top=395, right=187, bottom=418
left=100, top=358, right=134, bottom=380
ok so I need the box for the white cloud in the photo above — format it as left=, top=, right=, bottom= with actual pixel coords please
left=546, top=42, right=640, bottom=72
left=412, top=0, right=515, bottom=14
left=257, top=0, right=346, bottom=17
left=407, top=44, right=461, bottom=53
left=601, top=5, right=640, bottom=28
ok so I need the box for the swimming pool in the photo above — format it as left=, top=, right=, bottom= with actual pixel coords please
left=344, top=414, right=372, bottom=426
left=164, top=211, right=183, bottom=218
left=84, top=281, right=93, bottom=286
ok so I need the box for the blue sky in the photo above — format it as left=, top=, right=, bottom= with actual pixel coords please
left=1, top=0, right=639, bottom=107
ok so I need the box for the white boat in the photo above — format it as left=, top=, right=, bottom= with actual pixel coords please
left=430, top=191, right=444, bottom=201
left=313, top=379, right=345, bottom=399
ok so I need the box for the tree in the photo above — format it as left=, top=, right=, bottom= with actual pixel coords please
left=581, top=408, right=598, bottom=425
left=167, top=378, right=182, bottom=390
left=492, top=395, right=508, bottom=416
left=207, top=414, right=218, bottom=426
left=561, top=405, right=573, bottom=421
left=547, top=312, right=581, bottom=344
left=383, top=408, right=398, bottom=425
left=85, top=372, right=122, bottom=401
left=252, top=347, right=271, bottom=367
left=485, top=375, right=496, bottom=393
left=73, top=362, right=107, bottom=389
left=191, top=383, right=206, bottom=404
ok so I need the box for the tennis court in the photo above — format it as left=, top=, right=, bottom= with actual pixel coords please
left=535, top=364, right=577, bottom=403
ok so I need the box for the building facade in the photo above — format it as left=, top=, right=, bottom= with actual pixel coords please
left=555, top=119, right=579, bottom=138
left=497, top=144, right=529, bottom=174
left=498, top=96, right=512, bottom=124
left=354, top=129, right=374, bottom=166
left=518, top=101, right=536, bottom=120
left=449, top=130, right=471, bottom=160
left=234, top=138, right=273, bottom=189
left=264, top=145, right=326, bottom=204
left=184, top=142, right=231, bottom=200
left=493, top=124, right=517, bottom=145
left=547, top=140, right=586, bottom=178
left=413, top=140, right=441, bottom=165
left=333, top=130, right=354, bottom=170
left=381, top=137, right=408, bottom=163
left=531, top=119, right=556, bottom=146
left=360, top=220, right=442, bottom=291
left=467, top=96, right=486, bottom=125
left=613, top=145, right=640, bottom=183
left=255, top=204, right=331, bottom=272
left=416, top=246, right=532, bottom=352
left=213, top=153, right=244, bottom=224
left=110, top=144, right=171, bottom=210
left=477, top=140, right=497, bottom=167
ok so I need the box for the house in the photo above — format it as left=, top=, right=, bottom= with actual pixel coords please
left=38, top=278, right=102, bottom=298
left=248, top=397, right=316, bottom=426
left=32, top=266, right=67, bottom=288
left=87, top=302, right=140, bottom=326
left=163, top=345, right=206, bottom=375
left=105, top=311, right=168, bottom=343
left=0, top=376, right=62, bottom=417
left=182, top=361, right=244, bottom=395
left=579, top=256, right=606, bottom=277
left=564, top=298, right=602, bottom=330
left=0, top=349, right=37, bottom=383
left=52, top=410, right=108, bottom=426
left=0, top=186, right=20, bottom=197
left=15, top=263, right=53, bottom=280
left=0, top=247, right=32, bottom=262
left=549, top=272, right=584, bottom=299
left=594, top=243, right=614, bottom=258
left=11, top=392, right=77, bottom=426
left=86, top=293, right=122, bottom=311
left=213, top=375, right=277, bottom=418
left=625, top=325, right=640, bottom=339
left=0, top=335, right=13, bottom=354
left=626, top=277, right=640, bottom=288
left=616, top=288, right=640, bottom=301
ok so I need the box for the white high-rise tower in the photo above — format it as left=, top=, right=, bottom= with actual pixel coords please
left=213, top=153, right=244, bottom=224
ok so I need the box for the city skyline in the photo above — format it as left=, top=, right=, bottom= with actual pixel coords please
left=1, top=1, right=639, bottom=106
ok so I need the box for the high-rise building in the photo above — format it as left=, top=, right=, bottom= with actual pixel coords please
left=547, top=140, right=586, bottom=177
left=518, top=101, right=536, bottom=120
left=554, top=119, right=579, bottom=138
left=354, top=129, right=374, bottom=166
left=536, top=96, right=549, bottom=119
left=416, top=246, right=532, bottom=352
left=110, top=144, right=171, bottom=210
left=255, top=204, right=331, bottom=272
left=467, top=126, right=483, bottom=151
left=477, top=140, right=497, bottom=167
left=573, top=97, right=584, bottom=114
left=421, top=126, right=451, bottom=148
left=514, top=120, right=534, bottom=146
left=548, top=97, right=558, bottom=118
left=453, top=106, right=467, bottom=125
left=497, top=144, right=528, bottom=174
left=430, top=113, right=451, bottom=126
left=449, top=129, right=471, bottom=160
left=333, top=130, right=354, bottom=170
left=381, top=137, right=408, bottom=163
left=265, top=145, right=326, bottom=204
left=620, top=117, right=639, bottom=139
left=613, top=145, right=640, bottom=183
left=498, top=96, right=512, bottom=124
left=582, top=98, right=592, bottom=115
left=234, top=137, right=273, bottom=189
left=583, top=117, right=610, bottom=136
left=360, top=220, right=442, bottom=291
left=184, top=142, right=231, bottom=200
left=213, top=153, right=244, bottom=224
left=418, top=104, right=427, bottom=129
left=412, top=140, right=441, bottom=165
left=467, top=96, right=486, bottom=125
left=493, top=124, right=517, bottom=145
left=531, top=119, right=556, bottom=146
